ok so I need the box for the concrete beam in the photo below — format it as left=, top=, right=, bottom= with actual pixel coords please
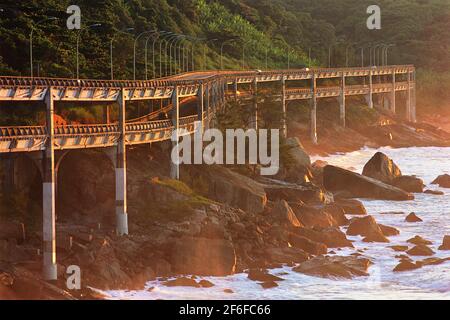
left=43, top=87, right=57, bottom=281
left=115, top=89, right=128, bottom=236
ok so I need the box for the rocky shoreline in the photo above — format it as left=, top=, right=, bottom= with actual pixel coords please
left=1, top=115, right=450, bottom=300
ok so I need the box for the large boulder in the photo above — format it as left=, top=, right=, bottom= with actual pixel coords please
left=346, top=216, right=389, bottom=243
left=291, top=203, right=345, bottom=228
left=288, top=233, right=328, bottom=255
left=334, top=199, right=367, bottom=215
left=203, top=167, right=267, bottom=214
left=438, top=236, right=450, bottom=250
left=362, top=152, right=402, bottom=184
left=392, top=176, right=424, bottom=193
left=431, top=174, right=450, bottom=188
left=406, top=245, right=435, bottom=256
left=271, top=200, right=303, bottom=228
left=293, top=256, right=372, bottom=279
left=170, top=237, right=236, bottom=276
left=285, top=137, right=311, bottom=168
left=264, top=247, right=309, bottom=264
left=294, top=227, right=353, bottom=248
left=262, top=180, right=331, bottom=204
left=323, top=165, right=414, bottom=201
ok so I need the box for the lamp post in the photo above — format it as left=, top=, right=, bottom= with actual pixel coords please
left=133, top=30, right=158, bottom=80
left=110, top=27, right=134, bottom=80
left=30, top=17, right=58, bottom=78
left=220, top=39, right=237, bottom=70
left=345, top=44, right=354, bottom=67
left=203, top=39, right=218, bottom=70
left=144, top=31, right=160, bottom=80
left=76, top=23, right=102, bottom=80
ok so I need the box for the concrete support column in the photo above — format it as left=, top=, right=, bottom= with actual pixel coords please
left=42, top=87, right=57, bottom=281
left=253, top=77, right=258, bottom=130
left=115, top=89, right=128, bottom=236
left=368, top=70, right=374, bottom=109
left=340, top=73, right=346, bottom=127
left=205, top=84, right=210, bottom=129
left=311, top=74, right=318, bottom=144
left=411, top=70, right=417, bottom=123
left=406, top=71, right=412, bottom=122
left=170, top=86, right=180, bottom=180
left=197, top=83, right=204, bottom=133
left=281, top=76, right=287, bottom=138
left=391, top=71, right=396, bottom=114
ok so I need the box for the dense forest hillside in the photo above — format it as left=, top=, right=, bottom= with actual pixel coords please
left=0, top=0, right=449, bottom=112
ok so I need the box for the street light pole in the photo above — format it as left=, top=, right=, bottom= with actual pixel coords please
left=30, top=17, right=58, bottom=78
left=76, top=23, right=102, bottom=80
left=110, top=27, right=134, bottom=80
left=133, top=30, right=157, bottom=80
left=144, top=31, right=159, bottom=80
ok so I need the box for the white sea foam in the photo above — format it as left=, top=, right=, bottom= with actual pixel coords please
left=104, top=147, right=450, bottom=300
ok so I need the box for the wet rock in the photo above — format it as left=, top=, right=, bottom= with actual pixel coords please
left=286, top=137, right=311, bottom=167
left=431, top=174, right=450, bottom=188
left=264, top=247, right=309, bottom=264
left=163, top=277, right=199, bottom=288
left=323, top=165, right=413, bottom=201
left=417, top=258, right=448, bottom=267
left=406, top=245, right=435, bottom=256
left=293, top=256, right=372, bottom=279
left=346, top=216, right=389, bottom=243
left=389, top=246, right=409, bottom=252
left=407, top=236, right=433, bottom=246
left=291, top=203, right=344, bottom=228
left=424, top=190, right=444, bottom=196
left=362, top=152, right=402, bottom=184
left=334, top=199, right=367, bottom=215
left=170, top=237, right=236, bottom=276
left=247, top=269, right=284, bottom=282
left=379, top=224, right=400, bottom=237
left=202, top=167, right=267, bottom=214
left=223, top=289, right=233, bottom=294
left=405, top=213, right=423, bottom=223
left=260, top=281, right=278, bottom=289
left=392, top=176, right=424, bottom=193
left=198, top=279, right=215, bottom=288
left=288, top=233, right=328, bottom=255
left=393, top=261, right=421, bottom=272
left=262, top=180, right=329, bottom=204
left=294, top=227, right=353, bottom=248
left=438, top=236, right=450, bottom=250
left=270, top=200, right=303, bottom=228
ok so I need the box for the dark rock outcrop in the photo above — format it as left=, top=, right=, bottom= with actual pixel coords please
left=439, top=236, right=450, bottom=250
left=270, top=200, right=303, bottom=228
left=323, top=165, right=413, bottom=201
left=393, top=261, right=421, bottom=272
left=407, top=236, right=432, bottom=246
left=362, top=152, right=402, bottom=184
left=431, top=174, right=450, bottom=188
left=406, top=245, right=435, bottom=256
left=405, top=213, right=423, bottom=223
left=293, top=256, right=372, bottom=279
left=247, top=269, right=284, bottom=282
left=334, top=199, right=367, bottom=215
left=392, top=176, right=424, bottom=193
left=346, top=216, right=389, bottom=243
left=288, top=233, right=328, bottom=255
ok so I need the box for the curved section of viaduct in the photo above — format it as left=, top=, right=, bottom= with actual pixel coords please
left=0, top=65, right=416, bottom=280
